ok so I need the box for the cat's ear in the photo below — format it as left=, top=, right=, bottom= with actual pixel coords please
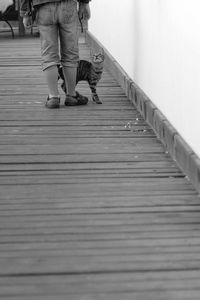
left=90, top=48, right=96, bottom=57
left=101, top=48, right=105, bottom=57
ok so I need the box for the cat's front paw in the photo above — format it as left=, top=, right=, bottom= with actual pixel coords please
left=92, top=94, right=102, bottom=104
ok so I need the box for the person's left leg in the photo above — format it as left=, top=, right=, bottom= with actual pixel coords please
left=62, top=65, right=77, bottom=97
left=58, top=0, right=88, bottom=105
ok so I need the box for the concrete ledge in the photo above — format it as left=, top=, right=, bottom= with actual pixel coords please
left=86, top=31, right=200, bottom=193
left=162, top=121, right=178, bottom=158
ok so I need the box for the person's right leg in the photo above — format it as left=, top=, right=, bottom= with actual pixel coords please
left=36, top=3, right=60, bottom=108
left=44, top=65, right=59, bottom=98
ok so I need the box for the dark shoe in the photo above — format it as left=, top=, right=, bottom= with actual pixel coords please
left=65, top=91, right=88, bottom=106
left=45, top=96, right=60, bottom=109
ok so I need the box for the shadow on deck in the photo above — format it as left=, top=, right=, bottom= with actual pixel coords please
left=0, top=35, right=200, bottom=300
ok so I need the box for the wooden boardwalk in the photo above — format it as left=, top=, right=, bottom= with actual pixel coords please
left=0, top=35, right=200, bottom=300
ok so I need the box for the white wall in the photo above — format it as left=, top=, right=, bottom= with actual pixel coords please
left=89, top=0, right=200, bottom=158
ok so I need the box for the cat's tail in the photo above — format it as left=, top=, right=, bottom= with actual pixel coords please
left=57, top=65, right=64, bottom=81
left=57, top=65, right=67, bottom=94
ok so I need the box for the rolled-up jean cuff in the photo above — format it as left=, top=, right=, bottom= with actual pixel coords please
left=61, top=61, right=78, bottom=68
left=42, top=61, right=60, bottom=71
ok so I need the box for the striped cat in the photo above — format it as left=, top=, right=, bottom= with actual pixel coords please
left=58, top=50, right=104, bottom=104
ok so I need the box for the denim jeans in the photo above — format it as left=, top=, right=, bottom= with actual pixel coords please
left=35, top=0, right=79, bottom=70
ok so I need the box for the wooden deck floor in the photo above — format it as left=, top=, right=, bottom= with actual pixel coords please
left=0, top=35, right=200, bottom=300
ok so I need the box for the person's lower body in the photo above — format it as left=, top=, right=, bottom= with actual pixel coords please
left=35, top=0, right=88, bottom=108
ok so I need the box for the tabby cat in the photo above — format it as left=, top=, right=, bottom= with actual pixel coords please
left=58, top=50, right=104, bottom=104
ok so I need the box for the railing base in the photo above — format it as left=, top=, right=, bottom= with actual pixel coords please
left=86, top=30, right=200, bottom=194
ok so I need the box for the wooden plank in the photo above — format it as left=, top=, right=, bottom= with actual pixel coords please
left=0, top=293, right=199, bottom=300
left=0, top=194, right=198, bottom=205
left=1, top=243, right=200, bottom=257
left=1, top=255, right=200, bottom=276
left=0, top=274, right=200, bottom=300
